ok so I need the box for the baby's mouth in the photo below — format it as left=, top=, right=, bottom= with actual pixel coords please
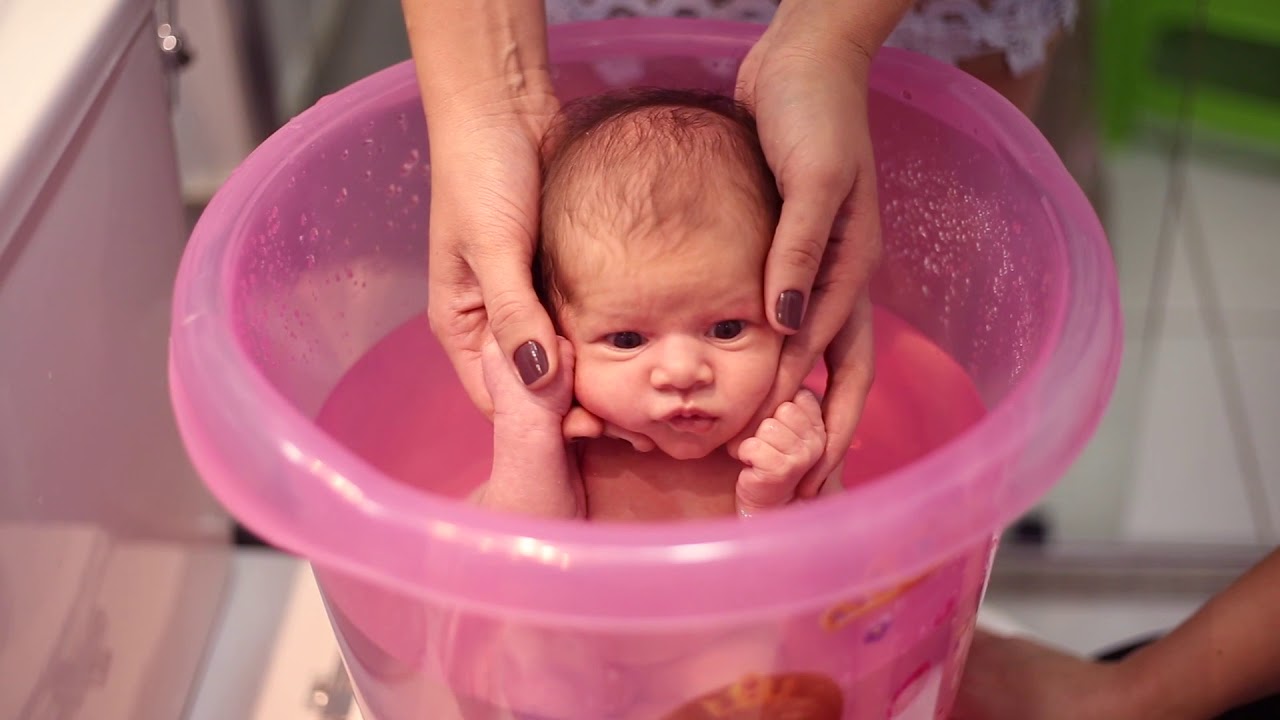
left=662, top=410, right=717, bottom=435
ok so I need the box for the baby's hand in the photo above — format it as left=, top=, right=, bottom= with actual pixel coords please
left=735, top=388, right=826, bottom=517
left=481, top=335, right=575, bottom=433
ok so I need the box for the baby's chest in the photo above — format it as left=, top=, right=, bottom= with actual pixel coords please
left=580, top=449, right=739, bottom=522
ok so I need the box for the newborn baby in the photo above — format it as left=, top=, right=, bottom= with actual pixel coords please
left=448, top=88, right=849, bottom=718
left=472, top=87, right=842, bottom=521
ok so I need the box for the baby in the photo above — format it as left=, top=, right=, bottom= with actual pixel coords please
left=473, top=86, right=843, bottom=522
left=447, top=87, right=848, bottom=718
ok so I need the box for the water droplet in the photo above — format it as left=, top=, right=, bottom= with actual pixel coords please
left=397, top=112, right=408, bottom=132
left=340, top=149, right=350, bottom=160
left=299, top=212, right=309, bottom=227
left=335, top=187, right=349, bottom=206
left=306, top=254, right=317, bottom=267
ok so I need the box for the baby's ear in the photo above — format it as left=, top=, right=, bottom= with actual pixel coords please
left=562, top=406, right=604, bottom=442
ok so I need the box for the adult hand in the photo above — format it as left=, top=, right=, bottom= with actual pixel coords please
left=731, top=9, right=883, bottom=495
left=425, top=91, right=563, bottom=418
left=950, top=630, right=1132, bottom=720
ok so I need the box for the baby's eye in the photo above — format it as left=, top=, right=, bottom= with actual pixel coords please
left=606, top=331, right=645, bottom=349
left=710, top=320, right=746, bottom=340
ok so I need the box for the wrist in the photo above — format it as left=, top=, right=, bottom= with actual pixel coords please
left=404, top=0, right=557, bottom=128
left=769, top=0, right=914, bottom=70
left=493, top=407, right=569, bottom=443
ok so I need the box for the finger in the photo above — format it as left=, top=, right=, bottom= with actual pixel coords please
left=736, top=451, right=795, bottom=518
left=602, top=423, right=656, bottom=453
left=764, top=173, right=846, bottom=335
left=467, top=242, right=560, bottom=391
left=428, top=289, right=495, bottom=419
left=446, top=344, right=493, bottom=420
left=479, top=335, right=508, bottom=392
left=796, top=294, right=874, bottom=498
left=792, top=387, right=825, bottom=427
left=754, top=416, right=805, bottom=456
left=562, top=407, right=604, bottom=442
left=738, top=437, right=788, bottom=481
left=771, top=400, right=816, bottom=438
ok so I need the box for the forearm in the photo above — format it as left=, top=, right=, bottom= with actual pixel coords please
left=1122, top=547, right=1280, bottom=719
left=471, top=422, right=583, bottom=519
left=769, top=0, right=915, bottom=66
left=400, top=0, right=556, bottom=124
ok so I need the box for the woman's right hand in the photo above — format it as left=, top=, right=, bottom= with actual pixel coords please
left=425, top=89, right=563, bottom=418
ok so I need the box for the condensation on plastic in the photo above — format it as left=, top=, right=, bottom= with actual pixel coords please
left=169, top=17, right=1120, bottom=719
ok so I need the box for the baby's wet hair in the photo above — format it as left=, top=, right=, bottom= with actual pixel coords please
left=534, top=87, right=781, bottom=312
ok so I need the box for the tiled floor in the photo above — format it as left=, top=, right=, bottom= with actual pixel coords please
left=1044, top=142, right=1280, bottom=547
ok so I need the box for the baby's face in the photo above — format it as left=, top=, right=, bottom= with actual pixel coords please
left=558, top=216, right=781, bottom=460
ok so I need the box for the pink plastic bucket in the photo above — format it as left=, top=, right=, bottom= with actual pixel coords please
left=170, top=18, right=1121, bottom=720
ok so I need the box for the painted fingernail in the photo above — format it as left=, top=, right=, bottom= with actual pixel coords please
left=514, top=340, right=549, bottom=385
left=776, top=290, right=805, bottom=330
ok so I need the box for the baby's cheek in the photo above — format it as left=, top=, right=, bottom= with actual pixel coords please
left=740, top=349, right=782, bottom=405
left=573, top=362, right=636, bottom=427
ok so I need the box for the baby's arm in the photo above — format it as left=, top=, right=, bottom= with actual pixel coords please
left=735, top=388, right=841, bottom=517
left=468, top=338, right=584, bottom=519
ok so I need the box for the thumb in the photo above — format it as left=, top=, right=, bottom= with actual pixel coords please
left=470, top=243, right=560, bottom=390
left=735, top=467, right=793, bottom=518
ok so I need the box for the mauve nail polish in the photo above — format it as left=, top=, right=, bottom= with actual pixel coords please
left=514, top=340, right=549, bottom=385
left=777, top=290, right=805, bottom=330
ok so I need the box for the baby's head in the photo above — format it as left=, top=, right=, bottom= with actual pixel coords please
left=536, top=88, right=783, bottom=459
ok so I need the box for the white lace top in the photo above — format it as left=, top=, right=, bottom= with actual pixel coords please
left=545, top=0, right=1078, bottom=76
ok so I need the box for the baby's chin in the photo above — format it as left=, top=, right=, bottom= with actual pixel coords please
left=653, top=427, right=746, bottom=460
left=657, top=440, right=718, bottom=460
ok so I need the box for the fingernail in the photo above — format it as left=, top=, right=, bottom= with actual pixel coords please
left=513, top=340, right=549, bottom=385
left=776, top=290, right=805, bottom=330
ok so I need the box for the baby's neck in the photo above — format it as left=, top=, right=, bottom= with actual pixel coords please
left=579, top=438, right=741, bottom=521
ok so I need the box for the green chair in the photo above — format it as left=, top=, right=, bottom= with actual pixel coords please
left=1096, top=0, right=1280, bottom=152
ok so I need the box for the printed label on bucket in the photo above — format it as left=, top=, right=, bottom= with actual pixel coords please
left=660, top=673, right=844, bottom=719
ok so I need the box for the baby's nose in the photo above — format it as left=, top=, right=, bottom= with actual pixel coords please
left=649, top=340, right=713, bottom=391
